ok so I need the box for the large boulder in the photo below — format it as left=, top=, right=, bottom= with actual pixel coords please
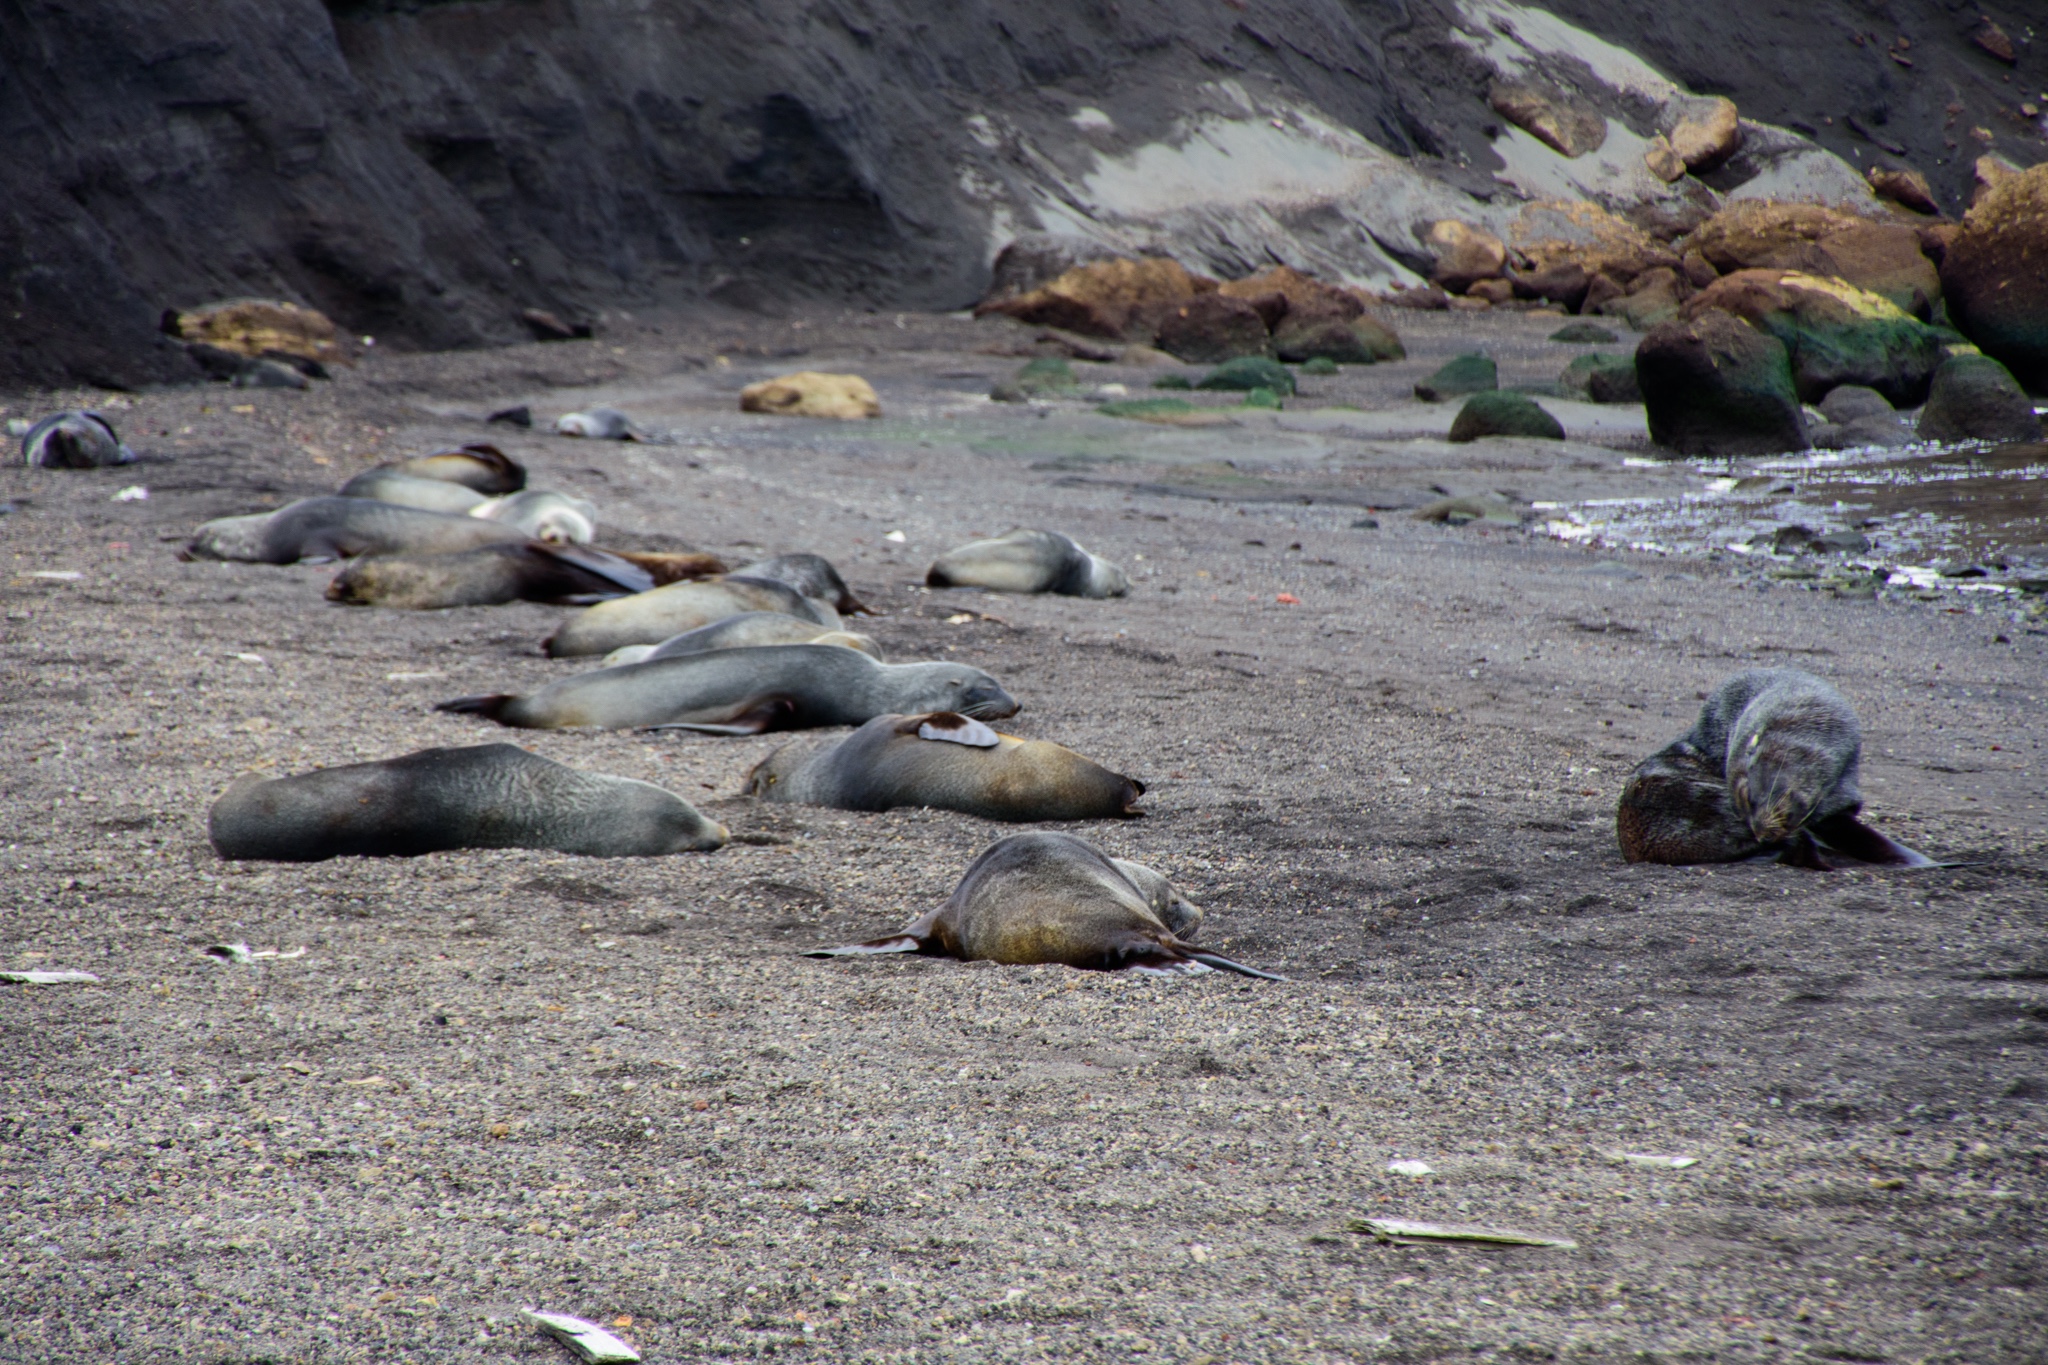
left=1154, top=293, right=1273, bottom=363
left=983, top=236, right=1123, bottom=305
left=1663, top=96, right=1741, bottom=172
left=1448, top=392, right=1564, bottom=442
left=975, top=257, right=1208, bottom=340
left=1681, top=270, right=1943, bottom=406
left=1216, top=265, right=1357, bottom=318
left=1916, top=353, right=2044, bottom=444
left=1636, top=310, right=1808, bottom=456
left=1941, top=164, right=2048, bottom=392
left=167, top=299, right=349, bottom=369
left=1682, top=202, right=1940, bottom=316
left=1272, top=313, right=1405, bottom=364
left=1424, top=220, right=1507, bottom=293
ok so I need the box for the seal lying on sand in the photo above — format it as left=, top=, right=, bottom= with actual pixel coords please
left=600, top=612, right=883, bottom=666
left=438, top=645, right=1018, bottom=733
left=806, top=831, right=1280, bottom=978
left=327, top=542, right=657, bottom=609
left=926, top=529, right=1128, bottom=598
left=338, top=468, right=489, bottom=514
left=734, top=554, right=869, bottom=615
left=470, top=489, right=597, bottom=545
left=388, top=443, right=525, bottom=492
left=1618, top=668, right=1934, bottom=869
left=21, top=412, right=136, bottom=468
left=544, top=575, right=842, bottom=657
left=554, top=408, right=641, bottom=440
left=747, top=712, right=1143, bottom=820
left=184, top=496, right=531, bottom=564
left=208, top=744, right=728, bottom=860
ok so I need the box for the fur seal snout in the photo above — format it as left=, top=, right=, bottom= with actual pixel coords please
left=926, top=529, right=1128, bottom=598
left=1618, top=668, right=1933, bottom=869
left=807, top=831, right=1279, bottom=978
left=21, top=411, right=136, bottom=468
left=207, top=744, right=729, bottom=860
left=747, top=712, right=1144, bottom=821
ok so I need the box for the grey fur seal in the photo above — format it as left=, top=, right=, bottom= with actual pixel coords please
left=437, top=644, right=1018, bottom=733
left=926, top=529, right=1128, bottom=597
left=470, top=489, right=597, bottom=545
left=183, top=496, right=530, bottom=564
left=1618, top=668, right=1934, bottom=869
left=806, top=831, right=1280, bottom=978
left=600, top=612, right=884, bottom=666
left=327, top=542, right=656, bottom=609
left=746, top=712, right=1143, bottom=820
left=388, top=443, right=525, bottom=492
left=338, top=467, right=490, bottom=514
left=21, top=412, right=136, bottom=468
left=544, top=575, right=841, bottom=658
left=554, top=408, right=641, bottom=440
left=208, top=743, right=728, bottom=860
left=734, top=554, right=870, bottom=615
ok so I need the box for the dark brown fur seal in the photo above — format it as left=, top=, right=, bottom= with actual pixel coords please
left=207, top=744, right=728, bottom=861
left=746, top=712, right=1143, bottom=820
left=326, top=542, right=657, bottom=609
left=1618, top=668, right=1933, bottom=869
left=807, top=831, right=1281, bottom=978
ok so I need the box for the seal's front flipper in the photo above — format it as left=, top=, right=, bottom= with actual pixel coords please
left=1808, top=812, right=1938, bottom=868
left=536, top=542, right=656, bottom=596
left=646, top=697, right=798, bottom=736
left=435, top=693, right=516, bottom=722
left=1775, top=829, right=1839, bottom=871
left=1184, top=951, right=1288, bottom=982
left=805, top=935, right=925, bottom=958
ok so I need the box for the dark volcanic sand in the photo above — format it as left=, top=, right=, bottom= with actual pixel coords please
left=2, top=307, right=2045, bottom=1364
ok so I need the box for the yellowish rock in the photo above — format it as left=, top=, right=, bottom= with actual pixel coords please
left=170, top=298, right=348, bottom=366
left=1425, top=220, right=1507, bottom=292
left=739, top=371, right=881, bottom=420
left=1666, top=97, right=1741, bottom=170
left=1643, top=136, right=1687, bottom=183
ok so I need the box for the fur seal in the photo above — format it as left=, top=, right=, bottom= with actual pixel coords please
left=599, top=612, right=883, bottom=666
left=1618, top=668, right=1934, bottom=869
left=734, top=554, right=870, bottom=615
left=389, top=443, right=525, bottom=493
left=554, top=408, right=641, bottom=440
left=437, top=644, right=1018, bottom=733
left=746, top=712, right=1143, bottom=820
left=470, top=489, right=597, bottom=545
left=327, top=542, right=656, bottom=609
left=21, top=412, right=136, bottom=468
left=926, top=529, right=1128, bottom=597
left=183, top=496, right=531, bottom=564
left=208, top=743, right=729, bottom=860
left=544, top=575, right=842, bottom=658
left=806, top=831, right=1280, bottom=977
left=338, top=467, right=490, bottom=514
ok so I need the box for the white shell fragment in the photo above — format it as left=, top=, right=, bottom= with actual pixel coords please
left=1620, top=1152, right=1700, bottom=1169
left=1351, top=1217, right=1577, bottom=1249
left=1386, top=1160, right=1435, bottom=1176
left=523, top=1309, right=642, bottom=1363
left=1, top=970, right=100, bottom=985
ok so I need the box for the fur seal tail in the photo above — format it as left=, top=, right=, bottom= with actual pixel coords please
left=435, top=694, right=517, bottom=721
left=1182, top=950, right=1288, bottom=982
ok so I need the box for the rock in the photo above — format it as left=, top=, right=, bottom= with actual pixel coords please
left=1682, top=269, right=1943, bottom=405
left=974, top=257, right=1207, bottom=341
left=983, top=235, right=1122, bottom=304
left=1154, top=293, right=1273, bottom=364
left=1550, top=321, right=1619, bottom=344
left=1424, top=221, right=1507, bottom=293
left=1971, top=155, right=2023, bottom=210
left=520, top=309, right=591, bottom=342
left=1271, top=313, right=1404, bottom=364
left=1581, top=273, right=1627, bottom=314
left=1239, top=387, right=1284, bottom=410
left=1683, top=202, right=1940, bottom=317
left=990, top=356, right=1077, bottom=402
left=1941, top=164, right=2048, bottom=391
left=1867, top=166, right=1940, bottom=216
left=1510, top=261, right=1592, bottom=311
left=167, top=299, right=348, bottom=368
left=1196, top=356, right=1295, bottom=396
left=1916, top=353, right=2044, bottom=443
left=1216, top=265, right=1361, bottom=319
left=1412, top=492, right=1526, bottom=526
left=1384, top=283, right=1451, bottom=310
left=1810, top=414, right=1913, bottom=449
left=1636, top=309, right=1808, bottom=456
left=1643, top=136, right=1687, bottom=184
left=739, top=371, right=881, bottom=419
left=1151, top=374, right=1192, bottom=390
left=1414, top=354, right=1497, bottom=402
left=1118, top=345, right=1180, bottom=367
left=1466, top=278, right=1516, bottom=305
left=1488, top=81, right=1606, bottom=158
left=1599, top=267, right=1686, bottom=331
left=1679, top=250, right=1720, bottom=289
left=1448, top=392, right=1564, bottom=442
left=234, top=358, right=311, bottom=389
left=1300, top=356, right=1340, bottom=376
left=1560, top=353, right=1640, bottom=403
left=1817, top=385, right=1894, bottom=424
left=1029, top=329, right=1120, bottom=362
left=1972, top=20, right=2017, bottom=64
left=1664, top=96, right=1741, bottom=171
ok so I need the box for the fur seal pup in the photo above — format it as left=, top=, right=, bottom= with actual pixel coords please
left=469, top=489, right=597, bottom=545
left=437, top=644, right=1018, bottom=733
left=554, top=408, right=641, bottom=440
left=184, top=496, right=531, bottom=564
left=1618, top=668, right=1934, bottom=869
left=734, top=554, right=870, bottom=615
left=806, top=831, right=1280, bottom=978
left=926, top=529, right=1129, bottom=598
left=209, top=744, right=728, bottom=860
left=338, top=467, right=490, bottom=514
left=327, top=542, right=656, bottom=609
left=21, top=412, right=136, bottom=468
left=746, top=712, right=1143, bottom=820
left=544, top=575, right=842, bottom=658
left=388, top=443, right=525, bottom=493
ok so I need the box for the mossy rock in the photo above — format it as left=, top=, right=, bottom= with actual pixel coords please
left=1196, top=356, right=1296, bottom=395
left=1300, top=356, right=1341, bottom=376
left=990, top=356, right=1078, bottom=402
left=1239, top=387, right=1283, bottom=409
left=1559, top=353, right=1640, bottom=403
left=1099, top=397, right=1197, bottom=419
left=1151, top=374, right=1193, bottom=390
left=1415, top=353, right=1496, bottom=402
left=1271, top=313, right=1405, bottom=364
left=1916, top=353, right=2043, bottom=443
left=1447, top=391, right=1565, bottom=442
left=1550, top=321, right=1620, bottom=344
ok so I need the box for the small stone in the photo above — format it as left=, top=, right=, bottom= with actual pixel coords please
left=1972, top=20, right=2017, bottom=65
left=1414, top=354, right=1497, bottom=402
left=1550, top=322, right=1620, bottom=344
left=1448, top=392, right=1565, bottom=442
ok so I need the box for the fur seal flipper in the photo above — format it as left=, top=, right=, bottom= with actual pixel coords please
left=806, top=832, right=1280, bottom=979
left=926, top=529, right=1129, bottom=598
left=328, top=542, right=654, bottom=609
left=207, top=744, right=728, bottom=860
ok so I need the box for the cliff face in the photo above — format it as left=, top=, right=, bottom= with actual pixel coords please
left=1, top=1, right=2038, bottom=390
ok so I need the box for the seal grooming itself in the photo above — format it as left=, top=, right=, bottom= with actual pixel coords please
left=926, top=529, right=1129, bottom=598
left=327, top=542, right=656, bottom=609
left=1617, top=668, right=1934, bottom=869
left=599, top=612, right=882, bottom=666
left=734, top=554, right=870, bottom=615
left=208, top=743, right=729, bottom=861
left=806, top=831, right=1280, bottom=978
left=183, top=496, right=532, bottom=564
left=388, top=443, right=525, bottom=493
left=469, top=489, right=597, bottom=545
left=747, top=712, right=1143, bottom=821
left=554, top=408, right=641, bottom=440
left=437, top=644, right=1018, bottom=733
left=21, top=412, right=136, bottom=468
left=338, top=467, right=490, bottom=514
left=543, top=575, right=842, bottom=658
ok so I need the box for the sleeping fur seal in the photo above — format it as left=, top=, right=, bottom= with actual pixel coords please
left=734, top=554, right=869, bottom=615
left=1618, top=668, right=1934, bottom=869
left=926, top=529, right=1128, bottom=598
left=327, top=542, right=656, bottom=609
left=469, top=489, right=597, bottom=545
left=21, top=411, right=137, bottom=468
left=807, top=831, right=1280, bottom=978
left=338, top=467, right=489, bottom=514
left=544, top=575, right=842, bottom=657
left=208, top=743, right=728, bottom=860
left=599, top=612, right=882, bottom=666
left=746, top=712, right=1143, bottom=820
left=389, top=443, right=525, bottom=492
left=183, top=496, right=531, bottom=564
left=437, top=644, right=1018, bottom=733
left=554, top=408, right=641, bottom=440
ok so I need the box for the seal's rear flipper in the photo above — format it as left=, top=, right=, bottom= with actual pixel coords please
left=1184, top=951, right=1288, bottom=982
left=646, top=697, right=798, bottom=736
left=804, top=935, right=925, bottom=958
left=535, top=542, right=656, bottom=596
left=435, top=694, right=515, bottom=722
left=1808, top=812, right=1938, bottom=868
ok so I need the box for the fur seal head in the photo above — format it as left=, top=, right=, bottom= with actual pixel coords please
left=22, top=412, right=136, bottom=469
left=470, top=489, right=598, bottom=545
left=926, top=529, right=1128, bottom=598
left=554, top=408, right=640, bottom=440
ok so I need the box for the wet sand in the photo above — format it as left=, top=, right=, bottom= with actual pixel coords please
left=3, top=306, right=2044, bottom=1363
